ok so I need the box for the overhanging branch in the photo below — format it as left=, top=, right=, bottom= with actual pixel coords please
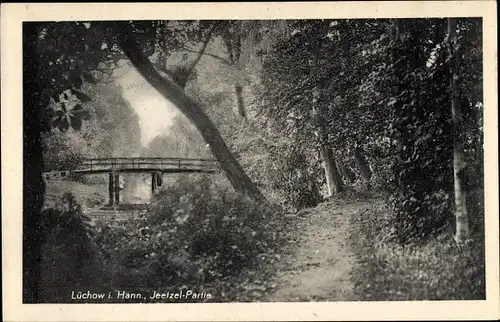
left=181, top=46, right=232, bottom=66
left=184, top=23, right=218, bottom=78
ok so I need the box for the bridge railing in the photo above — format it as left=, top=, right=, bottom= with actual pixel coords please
left=79, top=157, right=220, bottom=171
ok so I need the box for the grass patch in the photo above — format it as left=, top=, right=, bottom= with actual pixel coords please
left=349, top=198, right=485, bottom=300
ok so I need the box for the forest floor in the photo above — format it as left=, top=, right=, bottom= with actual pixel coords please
left=264, top=197, right=372, bottom=302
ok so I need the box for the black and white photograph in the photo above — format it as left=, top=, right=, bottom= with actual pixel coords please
left=2, top=2, right=498, bottom=321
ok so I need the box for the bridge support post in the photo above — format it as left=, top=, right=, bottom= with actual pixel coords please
left=108, top=172, right=115, bottom=206
left=151, top=173, right=156, bottom=194
left=156, top=171, right=162, bottom=188
left=114, top=173, right=120, bottom=205
left=153, top=171, right=163, bottom=193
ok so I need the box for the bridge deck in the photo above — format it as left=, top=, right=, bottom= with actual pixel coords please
left=44, top=157, right=220, bottom=177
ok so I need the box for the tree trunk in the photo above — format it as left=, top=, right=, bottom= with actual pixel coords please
left=232, top=33, right=247, bottom=120
left=320, top=146, right=344, bottom=196
left=453, top=148, right=470, bottom=243
left=117, top=26, right=267, bottom=203
left=353, top=147, right=372, bottom=187
left=448, top=18, right=470, bottom=244
left=23, top=24, right=45, bottom=303
left=310, top=103, right=343, bottom=196
left=235, top=84, right=247, bottom=119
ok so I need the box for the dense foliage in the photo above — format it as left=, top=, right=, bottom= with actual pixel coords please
left=38, top=193, right=108, bottom=302
left=42, top=82, right=142, bottom=172
left=257, top=18, right=483, bottom=243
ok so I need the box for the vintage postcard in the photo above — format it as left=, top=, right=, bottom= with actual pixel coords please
left=1, top=1, right=498, bottom=321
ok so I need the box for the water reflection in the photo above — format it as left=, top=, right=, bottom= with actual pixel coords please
left=120, top=173, right=154, bottom=204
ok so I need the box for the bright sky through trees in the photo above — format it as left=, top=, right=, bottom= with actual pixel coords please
left=118, top=66, right=177, bottom=146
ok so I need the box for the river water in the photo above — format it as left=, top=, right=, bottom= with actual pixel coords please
left=83, top=173, right=154, bottom=222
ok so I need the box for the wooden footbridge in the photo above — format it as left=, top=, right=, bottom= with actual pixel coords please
left=43, top=157, right=220, bottom=206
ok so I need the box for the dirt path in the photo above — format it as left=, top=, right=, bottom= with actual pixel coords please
left=266, top=199, right=370, bottom=302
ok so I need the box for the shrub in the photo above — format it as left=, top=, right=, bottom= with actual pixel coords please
left=38, top=193, right=109, bottom=302
left=42, top=128, right=93, bottom=172
left=264, top=145, right=323, bottom=211
left=368, top=157, right=395, bottom=192
left=75, top=173, right=108, bottom=185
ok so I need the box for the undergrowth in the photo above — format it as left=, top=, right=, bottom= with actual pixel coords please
left=38, top=193, right=111, bottom=302
left=348, top=198, right=485, bottom=300
left=38, top=176, right=288, bottom=303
